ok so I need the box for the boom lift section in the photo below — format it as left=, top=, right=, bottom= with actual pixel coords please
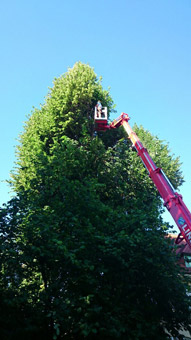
left=94, top=110, right=191, bottom=249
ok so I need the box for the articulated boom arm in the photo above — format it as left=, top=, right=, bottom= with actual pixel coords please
left=108, top=113, right=191, bottom=248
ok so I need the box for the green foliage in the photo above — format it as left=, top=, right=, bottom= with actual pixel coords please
left=0, top=62, right=190, bottom=339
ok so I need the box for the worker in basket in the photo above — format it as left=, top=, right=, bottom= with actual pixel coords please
left=96, top=100, right=103, bottom=118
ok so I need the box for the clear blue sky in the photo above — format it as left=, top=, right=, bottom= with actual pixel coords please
left=0, top=0, right=191, bottom=231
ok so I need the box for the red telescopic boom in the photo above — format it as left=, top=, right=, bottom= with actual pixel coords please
left=95, top=111, right=191, bottom=248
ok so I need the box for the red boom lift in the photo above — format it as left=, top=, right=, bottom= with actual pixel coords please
left=94, top=108, right=191, bottom=249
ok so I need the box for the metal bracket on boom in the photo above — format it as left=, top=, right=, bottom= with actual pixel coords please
left=175, top=233, right=185, bottom=245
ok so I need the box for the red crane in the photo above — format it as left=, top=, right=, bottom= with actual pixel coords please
left=94, top=108, right=191, bottom=248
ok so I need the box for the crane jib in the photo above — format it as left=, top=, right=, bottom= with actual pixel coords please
left=94, top=110, right=191, bottom=248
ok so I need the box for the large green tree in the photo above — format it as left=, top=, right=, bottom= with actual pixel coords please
left=0, top=62, right=190, bottom=339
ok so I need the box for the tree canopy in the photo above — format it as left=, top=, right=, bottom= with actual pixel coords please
left=0, top=62, right=190, bottom=340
